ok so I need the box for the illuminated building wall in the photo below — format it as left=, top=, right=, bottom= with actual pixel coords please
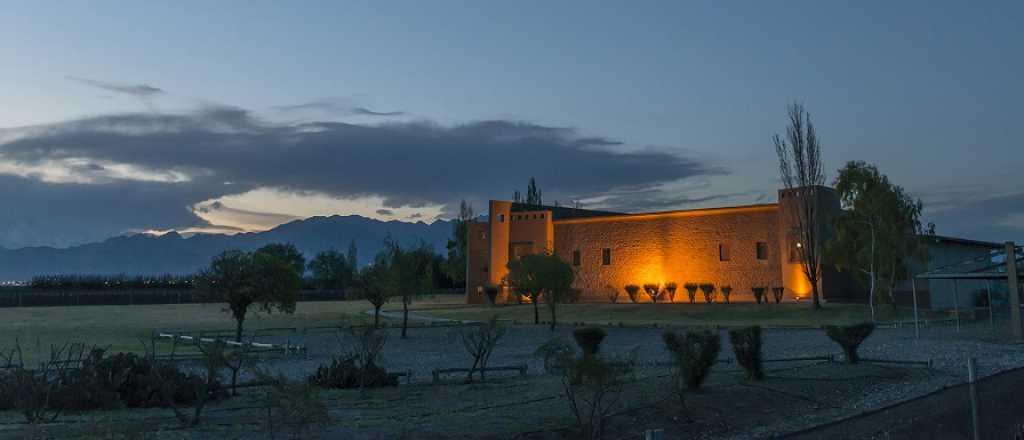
left=465, top=186, right=844, bottom=304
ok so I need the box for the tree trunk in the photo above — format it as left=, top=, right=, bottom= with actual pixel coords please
left=533, top=295, right=540, bottom=325
left=550, top=303, right=557, bottom=331
left=234, top=317, right=245, bottom=343
left=811, top=282, right=822, bottom=309
left=401, top=298, right=409, bottom=339
left=374, top=306, right=381, bottom=329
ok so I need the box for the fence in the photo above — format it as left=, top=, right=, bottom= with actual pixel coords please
left=783, top=360, right=1024, bottom=439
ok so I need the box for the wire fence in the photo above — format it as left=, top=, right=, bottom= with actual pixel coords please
left=783, top=360, right=1024, bottom=439
left=0, top=288, right=346, bottom=307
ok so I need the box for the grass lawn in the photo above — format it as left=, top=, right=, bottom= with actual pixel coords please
left=406, top=299, right=946, bottom=328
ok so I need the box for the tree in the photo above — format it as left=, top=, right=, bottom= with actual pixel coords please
left=199, top=250, right=301, bottom=342
left=526, top=177, right=542, bottom=206
left=386, top=240, right=435, bottom=339
left=505, top=252, right=574, bottom=329
left=828, top=161, right=925, bottom=320
left=354, top=253, right=393, bottom=328
left=774, top=102, right=827, bottom=310
left=307, top=250, right=354, bottom=291
left=346, top=240, right=358, bottom=271
left=445, top=201, right=474, bottom=287
left=255, top=243, right=306, bottom=277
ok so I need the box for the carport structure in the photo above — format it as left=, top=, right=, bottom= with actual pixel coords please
left=912, top=242, right=1023, bottom=339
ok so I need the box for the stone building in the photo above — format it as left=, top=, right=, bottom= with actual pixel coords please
left=466, top=186, right=852, bottom=304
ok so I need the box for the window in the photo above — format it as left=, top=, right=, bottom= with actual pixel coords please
left=480, top=232, right=487, bottom=240
left=756, top=242, right=768, bottom=260
left=719, top=243, right=730, bottom=261
left=572, top=250, right=581, bottom=266
left=540, top=214, right=545, bottom=219
left=499, top=214, right=505, bottom=223
left=482, top=265, right=488, bottom=273
left=602, top=248, right=611, bottom=265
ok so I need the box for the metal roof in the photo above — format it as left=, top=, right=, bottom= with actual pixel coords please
left=915, top=245, right=1023, bottom=280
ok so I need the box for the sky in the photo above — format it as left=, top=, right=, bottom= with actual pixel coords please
left=0, top=0, right=1021, bottom=249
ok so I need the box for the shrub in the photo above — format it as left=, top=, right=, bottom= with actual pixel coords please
left=699, top=283, right=716, bottom=304
left=573, top=327, right=607, bottom=358
left=484, top=285, right=500, bottom=304
left=308, top=355, right=398, bottom=389
left=258, top=370, right=329, bottom=439
left=642, top=283, right=661, bottom=303
left=624, top=284, right=641, bottom=304
left=824, top=323, right=875, bottom=364
left=664, top=282, right=678, bottom=303
left=751, top=287, right=767, bottom=304
left=663, top=329, right=721, bottom=390
left=564, top=288, right=583, bottom=304
left=456, top=316, right=507, bottom=382
left=535, top=337, right=576, bottom=374
left=772, top=287, right=785, bottom=304
left=684, top=283, right=699, bottom=304
left=605, top=285, right=620, bottom=304
left=728, top=326, right=763, bottom=381
left=561, top=355, right=633, bottom=440
left=720, top=285, right=733, bottom=304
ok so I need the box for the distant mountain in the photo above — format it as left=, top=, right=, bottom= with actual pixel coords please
left=0, top=216, right=453, bottom=281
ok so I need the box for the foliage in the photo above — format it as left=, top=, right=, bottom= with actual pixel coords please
left=255, top=243, right=307, bottom=277
left=572, top=326, right=607, bottom=359
left=307, top=249, right=355, bottom=291
left=774, top=102, right=827, bottom=309
left=728, top=326, right=763, bottom=381
left=198, top=248, right=301, bottom=342
left=663, top=329, right=721, bottom=390
left=445, top=200, right=474, bottom=287
left=828, top=161, right=926, bottom=320
left=309, top=327, right=397, bottom=389
left=699, top=283, right=716, bottom=304
left=824, top=323, right=875, bottom=364
left=257, top=370, right=330, bottom=440
left=30, top=274, right=195, bottom=291
left=664, top=282, right=678, bottom=303
left=352, top=259, right=392, bottom=328
left=720, top=285, right=733, bottom=304
left=385, top=239, right=437, bottom=338
left=751, top=286, right=767, bottom=304
left=624, top=284, right=641, bottom=304
left=535, top=337, right=576, bottom=374
left=642, top=283, right=661, bottom=303
left=560, top=353, right=634, bottom=440
left=455, top=316, right=507, bottom=382
left=506, top=252, right=575, bottom=329
left=772, top=287, right=785, bottom=304
left=684, top=283, right=699, bottom=304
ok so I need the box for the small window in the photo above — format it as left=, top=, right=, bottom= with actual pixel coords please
left=756, top=242, right=768, bottom=260
left=481, top=232, right=487, bottom=240
left=602, top=248, right=611, bottom=265
left=719, top=243, right=730, bottom=261
left=482, top=265, right=488, bottom=273
left=540, top=214, right=545, bottom=219
left=499, top=214, right=505, bottom=223
left=572, top=250, right=581, bottom=266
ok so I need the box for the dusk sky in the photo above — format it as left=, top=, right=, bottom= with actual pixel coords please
left=1, top=1, right=1021, bottom=249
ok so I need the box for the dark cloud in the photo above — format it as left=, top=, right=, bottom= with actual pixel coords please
left=274, top=99, right=404, bottom=117
left=351, top=107, right=405, bottom=117
left=375, top=209, right=395, bottom=216
left=0, top=107, right=719, bottom=247
left=66, top=76, right=164, bottom=98
left=923, top=191, right=1024, bottom=243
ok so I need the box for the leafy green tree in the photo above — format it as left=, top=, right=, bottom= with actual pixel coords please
left=828, top=161, right=925, bottom=320
left=199, top=250, right=301, bottom=342
left=505, top=252, right=574, bottom=329
left=307, top=250, right=354, bottom=291
left=346, top=240, right=358, bottom=271
left=445, top=201, right=474, bottom=287
left=354, top=252, right=393, bottom=328
left=386, top=240, right=436, bottom=339
left=255, top=243, right=306, bottom=277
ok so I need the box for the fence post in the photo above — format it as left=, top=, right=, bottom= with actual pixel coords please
left=953, top=279, right=961, bottom=332
left=911, top=277, right=920, bottom=340
left=1008, top=242, right=1022, bottom=340
left=986, top=280, right=994, bottom=331
left=968, top=357, right=981, bottom=440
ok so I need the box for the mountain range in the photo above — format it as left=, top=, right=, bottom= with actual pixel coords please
left=0, top=216, right=453, bottom=281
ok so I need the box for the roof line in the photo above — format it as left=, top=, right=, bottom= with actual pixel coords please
left=553, top=203, right=779, bottom=224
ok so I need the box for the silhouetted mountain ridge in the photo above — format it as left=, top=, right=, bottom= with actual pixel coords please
left=0, top=215, right=452, bottom=281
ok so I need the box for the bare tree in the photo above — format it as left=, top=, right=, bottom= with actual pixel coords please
left=774, top=102, right=826, bottom=309
left=455, top=316, right=506, bottom=382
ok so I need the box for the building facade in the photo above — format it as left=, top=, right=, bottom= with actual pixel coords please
left=466, top=186, right=851, bottom=304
